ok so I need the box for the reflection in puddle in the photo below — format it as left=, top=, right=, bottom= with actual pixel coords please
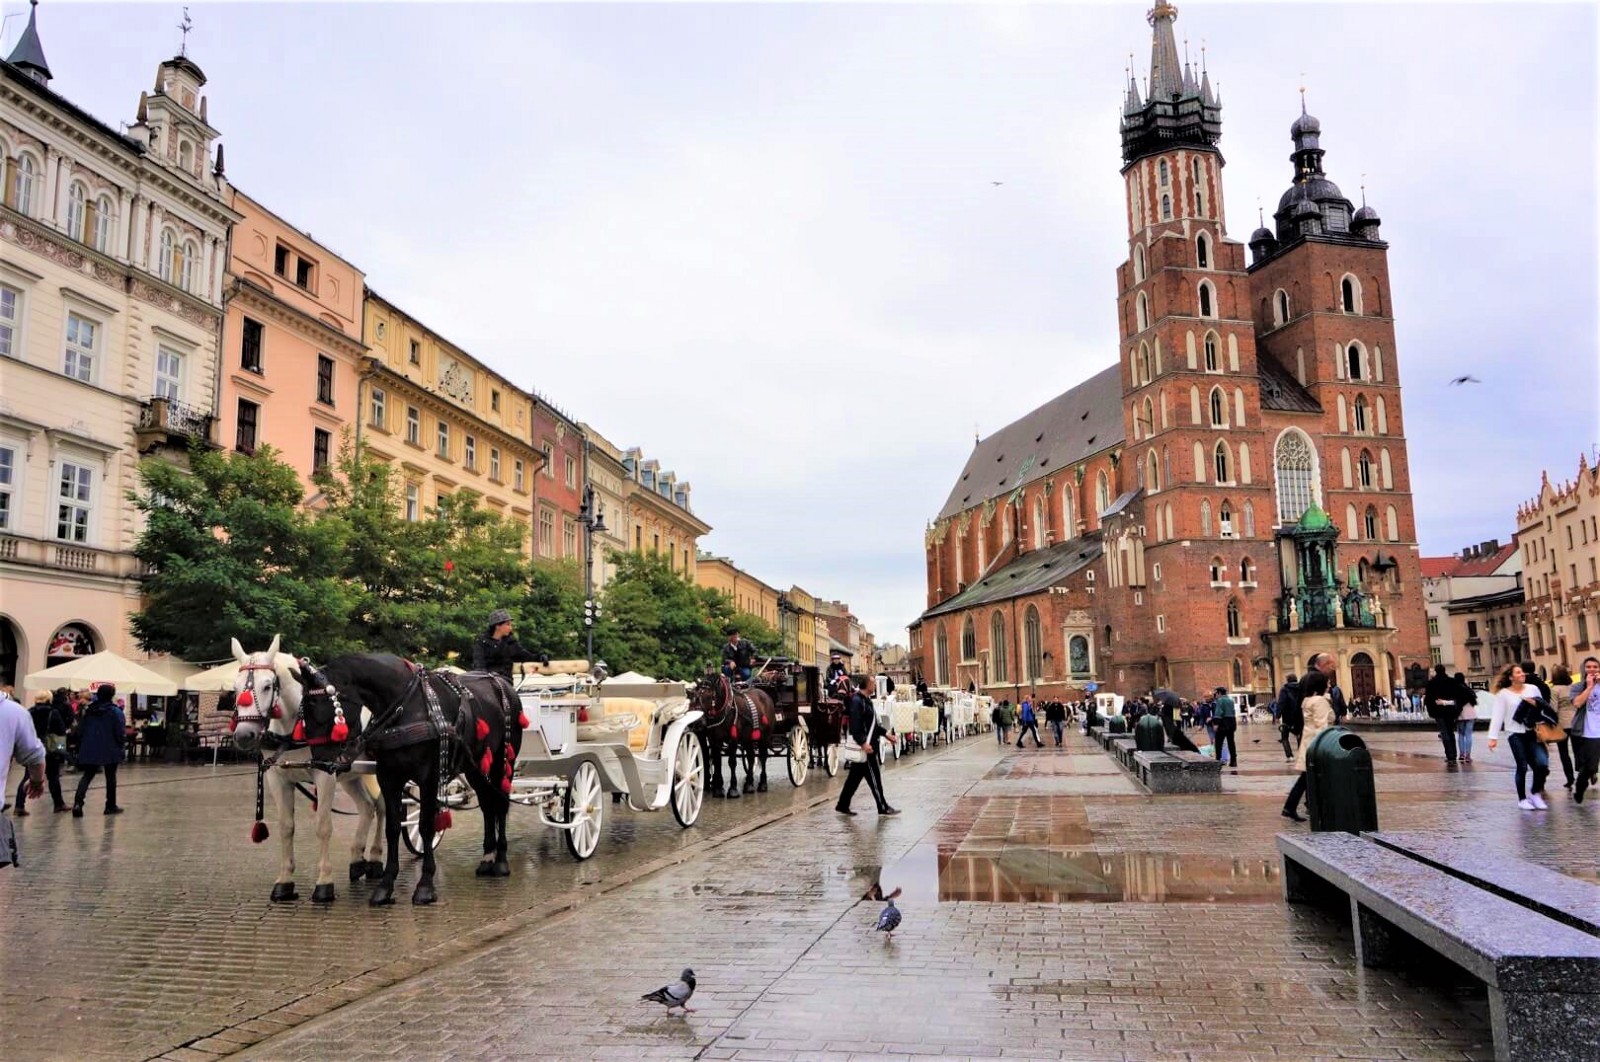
left=889, top=842, right=1281, bottom=904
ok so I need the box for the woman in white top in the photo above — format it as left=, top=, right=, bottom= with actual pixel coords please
left=1486, top=664, right=1551, bottom=810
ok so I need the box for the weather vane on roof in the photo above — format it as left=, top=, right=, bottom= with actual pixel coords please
left=178, top=7, right=193, bottom=57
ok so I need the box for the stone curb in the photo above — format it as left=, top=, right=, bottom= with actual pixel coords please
left=149, top=734, right=974, bottom=1060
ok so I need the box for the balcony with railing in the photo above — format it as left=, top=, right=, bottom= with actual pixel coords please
left=136, top=397, right=217, bottom=455
left=0, top=534, right=141, bottom=577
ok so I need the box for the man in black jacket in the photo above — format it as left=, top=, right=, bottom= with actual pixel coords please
left=835, top=676, right=898, bottom=817
left=1276, top=674, right=1303, bottom=762
left=721, top=628, right=755, bottom=683
left=1423, top=663, right=1465, bottom=765
left=471, top=608, right=546, bottom=684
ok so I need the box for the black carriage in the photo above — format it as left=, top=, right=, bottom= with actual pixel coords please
left=753, top=658, right=845, bottom=782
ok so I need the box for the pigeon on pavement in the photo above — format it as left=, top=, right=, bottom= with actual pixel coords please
left=641, top=968, right=697, bottom=1014
left=876, top=897, right=902, bottom=939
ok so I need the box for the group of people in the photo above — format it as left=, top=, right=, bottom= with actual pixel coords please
left=1, top=682, right=128, bottom=866
left=1484, top=657, right=1600, bottom=811
left=990, top=698, right=1082, bottom=747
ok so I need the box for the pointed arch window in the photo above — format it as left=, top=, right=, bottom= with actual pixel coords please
left=1210, top=556, right=1225, bottom=583
left=1358, top=449, right=1374, bottom=488
left=990, top=612, right=1008, bottom=684
left=180, top=239, right=199, bottom=292
left=1363, top=506, right=1379, bottom=540
left=1146, top=449, right=1160, bottom=493
left=1024, top=606, right=1043, bottom=683
left=1161, top=194, right=1172, bottom=220
left=1214, top=441, right=1231, bottom=484
left=1062, top=490, right=1075, bottom=540
left=1033, top=495, right=1047, bottom=549
left=1226, top=598, right=1242, bottom=639
left=1341, top=275, right=1361, bottom=314
left=1136, top=292, right=1149, bottom=332
left=1353, top=395, right=1370, bottom=433
left=1243, top=501, right=1256, bottom=538
left=1158, top=159, right=1170, bottom=187
left=1346, top=342, right=1365, bottom=380
left=1241, top=557, right=1256, bottom=584
left=1232, top=657, right=1246, bottom=688
left=1141, top=397, right=1155, bottom=438
left=1274, top=289, right=1289, bottom=325
left=1209, top=387, right=1226, bottom=427
left=1138, top=341, right=1151, bottom=384
left=961, top=616, right=977, bottom=662
left=1219, top=502, right=1234, bottom=538
left=1386, top=505, right=1399, bottom=541
left=1204, top=332, right=1220, bottom=372
left=1274, top=430, right=1317, bottom=523
left=1134, top=244, right=1146, bottom=282
left=1196, top=232, right=1210, bottom=269
left=1198, top=281, right=1215, bottom=318
left=1096, top=471, right=1110, bottom=516
left=1200, top=499, right=1213, bottom=537
left=934, top=625, right=950, bottom=686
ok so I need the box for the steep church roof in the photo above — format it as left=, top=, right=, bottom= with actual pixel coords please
left=935, top=364, right=1124, bottom=522
left=1257, top=354, right=1322, bottom=413
left=923, top=535, right=1105, bottom=620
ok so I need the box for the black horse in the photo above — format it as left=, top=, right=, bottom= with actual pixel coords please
left=307, top=654, right=517, bottom=906
left=689, top=674, right=775, bottom=798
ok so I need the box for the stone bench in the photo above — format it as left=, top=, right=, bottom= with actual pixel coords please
left=1133, top=749, right=1222, bottom=793
left=1278, top=832, right=1600, bottom=1062
left=1109, top=735, right=1139, bottom=768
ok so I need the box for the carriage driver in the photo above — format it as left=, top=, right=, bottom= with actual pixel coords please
left=825, top=651, right=850, bottom=701
left=471, top=608, right=549, bottom=684
left=721, top=626, right=755, bottom=684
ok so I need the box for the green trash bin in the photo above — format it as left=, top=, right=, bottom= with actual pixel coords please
left=1134, top=713, right=1166, bottom=752
left=1107, top=715, right=1127, bottom=735
left=1305, top=726, right=1379, bottom=833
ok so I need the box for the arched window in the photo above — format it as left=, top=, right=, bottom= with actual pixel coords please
left=180, top=239, right=199, bottom=292
left=961, top=616, right=977, bottom=661
left=1234, top=388, right=1247, bottom=428
left=1346, top=342, right=1365, bottom=380
left=990, top=612, right=1008, bottom=684
left=92, top=194, right=113, bottom=252
left=1353, top=395, right=1369, bottom=433
left=1380, top=448, right=1393, bottom=489
left=179, top=139, right=193, bottom=173
left=1232, top=657, right=1246, bottom=688
left=1096, top=471, right=1110, bottom=516
left=1163, top=445, right=1172, bottom=487
left=1062, top=491, right=1075, bottom=539
left=1209, top=556, right=1225, bottom=582
left=1141, top=397, right=1155, bottom=437
left=10, top=152, right=37, bottom=215
left=1244, top=501, right=1256, bottom=538
left=1341, top=275, right=1361, bottom=314
left=1158, top=159, right=1170, bottom=187
left=1136, top=292, right=1149, bottom=332
left=1274, top=289, right=1289, bottom=325
left=1146, top=449, right=1160, bottom=493
left=1134, top=244, right=1146, bottom=282
left=158, top=228, right=176, bottom=283
left=1209, top=387, right=1226, bottom=427
left=1226, top=598, right=1242, bottom=639
left=1164, top=502, right=1174, bottom=540
left=1358, top=450, right=1374, bottom=488
left=1138, top=342, right=1151, bottom=384
left=1200, top=499, right=1213, bottom=536
left=1363, top=506, right=1378, bottom=540
left=1241, top=557, right=1256, bottom=583
left=1376, top=396, right=1389, bottom=434
left=1198, top=281, right=1215, bottom=318
left=1196, top=232, right=1210, bottom=269
left=1069, top=634, right=1090, bottom=678
left=1214, top=441, right=1231, bottom=483
left=1204, top=332, right=1219, bottom=371
left=66, top=182, right=87, bottom=240
left=1274, top=429, right=1317, bottom=523
left=935, top=625, right=950, bottom=686
left=1386, top=505, right=1399, bottom=541
left=1161, top=194, right=1172, bottom=220
left=1024, top=606, right=1043, bottom=683
left=1193, top=440, right=1206, bottom=482
left=1219, top=502, right=1234, bottom=537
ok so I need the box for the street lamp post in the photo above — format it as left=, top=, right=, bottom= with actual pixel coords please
left=579, top=483, right=607, bottom=666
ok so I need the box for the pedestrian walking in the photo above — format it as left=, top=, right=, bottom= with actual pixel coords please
left=1487, top=664, right=1553, bottom=811
left=72, top=684, right=126, bottom=817
left=1015, top=696, right=1043, bottom=748
left=1044, top=700, right=1066, bottom=746
left=13, top=691, right=68, bottom=815
left=992, top=700, right=1014, bottom=746
left=1276, top=673, right=1303, bottom=762
left=1211, top=687, right=1238, bottom=770
left=1, top=685, right=46, bottom=869
left=1281, top=669, right=1335, bottom=822
left=1423, top=664, right=1465, bottom=765
left=1547, top=664, right=1577, bottom=789
left=1456, top=673, right=1478, bottom=763
left=835, top=676, right=898, bottom=817
left=1570, top=657, right=1600, bottom=803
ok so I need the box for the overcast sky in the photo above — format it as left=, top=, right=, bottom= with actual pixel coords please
left=11, top=1, right=1597, bottom=645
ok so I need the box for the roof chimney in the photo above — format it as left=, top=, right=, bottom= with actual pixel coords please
left=1482, top=539, right=1499, bottom=553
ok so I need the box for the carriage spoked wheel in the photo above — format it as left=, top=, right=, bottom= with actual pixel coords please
left=787, top=726, right=810, bottom=787
left=561, top=761, right=604, bottom=861
left=400, top=774, right=476, bottom=856
left=824, top=742, right=840, bottom=778
left=670, top=729, right=704, bottom=828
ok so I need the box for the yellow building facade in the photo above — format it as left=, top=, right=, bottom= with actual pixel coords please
left=695, top=554, right=778, bottom=629
left=356, top=291, right=542, bottom=549
left=620, top=446, right=709, bottom=577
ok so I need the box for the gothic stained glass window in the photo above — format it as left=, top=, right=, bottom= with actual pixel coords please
left=1024, top=607, right=1043, bottom=683
left=1275, top=431, right=1316, bottom=523
left=1069, top=635, right=1090, bottom=677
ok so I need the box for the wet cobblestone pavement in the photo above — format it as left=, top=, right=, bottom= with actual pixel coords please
left=6, top=722, right=1600, bottom=1060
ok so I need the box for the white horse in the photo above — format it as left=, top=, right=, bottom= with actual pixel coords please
left=229, top=636, right=386, bottom=904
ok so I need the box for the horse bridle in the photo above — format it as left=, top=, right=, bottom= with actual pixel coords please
left=233, top=659, right=286, bottom=731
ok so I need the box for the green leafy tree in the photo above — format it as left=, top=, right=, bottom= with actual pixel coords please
left=516, top=558, right=585, bottom=663
left=595, top=550, right=723, bottom=679
left=130, top=444, right=357, bottom=661
left=698, top=587, right=784, bottom=658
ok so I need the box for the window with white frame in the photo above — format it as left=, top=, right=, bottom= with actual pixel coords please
left=91, top=195, right=113, bottom=252
left=514, top=459, right=525, bottom=492
left=489, top=447, right=501, bottom=481
left=538, top=508, right=555, bottom=555
left=565, top=454, right=577, bottom=488
left=55, top=460, right=94, bottom=543
left=64, top=312, right=97, bottom=383
left=436, top=420, right=451, bottom=459
left=67, top=182, right=87, bottom=241
left=563, top=518, right=577, bottom=558
left=180, top=240, right=198, bottom=292
left=464, top=435, right=477, bottom=471
left=405, top=406, right=420, bottom=445
left=404, top=482, right=420, bottom=522
left=369, top=387, right=386, bottom=429
left=0, top=282, right=20, bottom=358
left=1274, top=430, right=1318, bottom=523
left=0, top=441, right=15, bottom=530
left=1204, top=332, right=1219, bottom=372
left=154, top=345, right=184, bottom=402
left=8, top=153, right=38, bottom=215
left=159, top=229, right=176, bottom=283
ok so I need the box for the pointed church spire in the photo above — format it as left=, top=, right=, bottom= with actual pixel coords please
left=6, top=0, right=52, bottom=86
left=1147, top=2, right=1183, bottom=100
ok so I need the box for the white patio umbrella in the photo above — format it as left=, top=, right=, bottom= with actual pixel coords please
left=25, top=650, right=179, bottom=697
left=137, top=656, right=202, bottom=688
left=180, top=659, right=244, bottom=692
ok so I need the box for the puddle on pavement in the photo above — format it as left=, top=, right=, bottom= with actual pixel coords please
left=882, top=842, right=1280, bottom=904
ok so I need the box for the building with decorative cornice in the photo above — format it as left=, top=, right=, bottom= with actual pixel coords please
left=912, top=3, right=1428, bottom=705
left=356, top=291, right=542, bottom=550
left=579, top=423, right=630, bottom=590
left=531, top=390, right=584, bottom=562
left=619, top=446, right=708, bottom=577
left=1518, top=453, right=1600, bottom=679
left=1, top=6, right=239, bottom=685
left=219, top=189, right=365, bottom=494
left=695, top=553, right=778, bottom=629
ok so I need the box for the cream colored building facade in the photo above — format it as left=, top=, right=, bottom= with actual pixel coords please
left=695, top=553, right=778, bottom=628
left=620, top=446, right=709, bottom=576
left=1518, top=454, right=1600, bottom=679
left=578, top=424, right=629, bottom=590
left=357, top=292, right=542, bottom=551
left=781, top=584, right=819, bottom=664
left=1, top=15, right=237, bottom=687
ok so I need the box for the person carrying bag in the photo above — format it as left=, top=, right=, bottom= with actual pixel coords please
left=835, top=676, right=899, bottom=817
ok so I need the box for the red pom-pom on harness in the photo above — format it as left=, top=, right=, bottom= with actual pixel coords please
left=476, top=718, right=491, bottom=741
left=730, top=726, right=740, bottom=739
left=501, top=773, right=513, bottom=794
left=434, top=810, right=453, bottom=832
left=752, top=729, right=761, bottom=740
left=292, top=720, right=305, bottom=742
left=517, top=712, right=530, bottom=729
left=480, top=750, right=493, bottom=776
left=250, top=821, right=269, bottom=844
left=330, top=711, right=348, bottom=743
left=237, top=689, right=253, bottom=707
left=229, top=717, right=238, bottom=733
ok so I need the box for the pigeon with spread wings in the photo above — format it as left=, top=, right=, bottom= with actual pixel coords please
left=641, top=968, right=696, bottom=1014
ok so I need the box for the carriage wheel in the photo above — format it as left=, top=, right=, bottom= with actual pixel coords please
left=787, top=727, right=810, bottom=787
left=825, top=742, right=840, bottom=777
left=670, top=730, right=704, bottom=828
left=562, top=761, right=603, bottom=861
left=889, top=733, right=901, bottom=760
left=399, top=781, right=444, bottom=857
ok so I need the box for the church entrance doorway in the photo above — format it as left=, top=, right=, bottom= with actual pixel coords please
left=1350, top=652, right=1376, bottom=702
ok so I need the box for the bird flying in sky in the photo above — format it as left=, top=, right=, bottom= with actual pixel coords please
left=641, top=968, right=697, bottom=1014
left=1449, top=375, right=1481, bottom=385
left=991, top=181, right=1004, bottom=186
